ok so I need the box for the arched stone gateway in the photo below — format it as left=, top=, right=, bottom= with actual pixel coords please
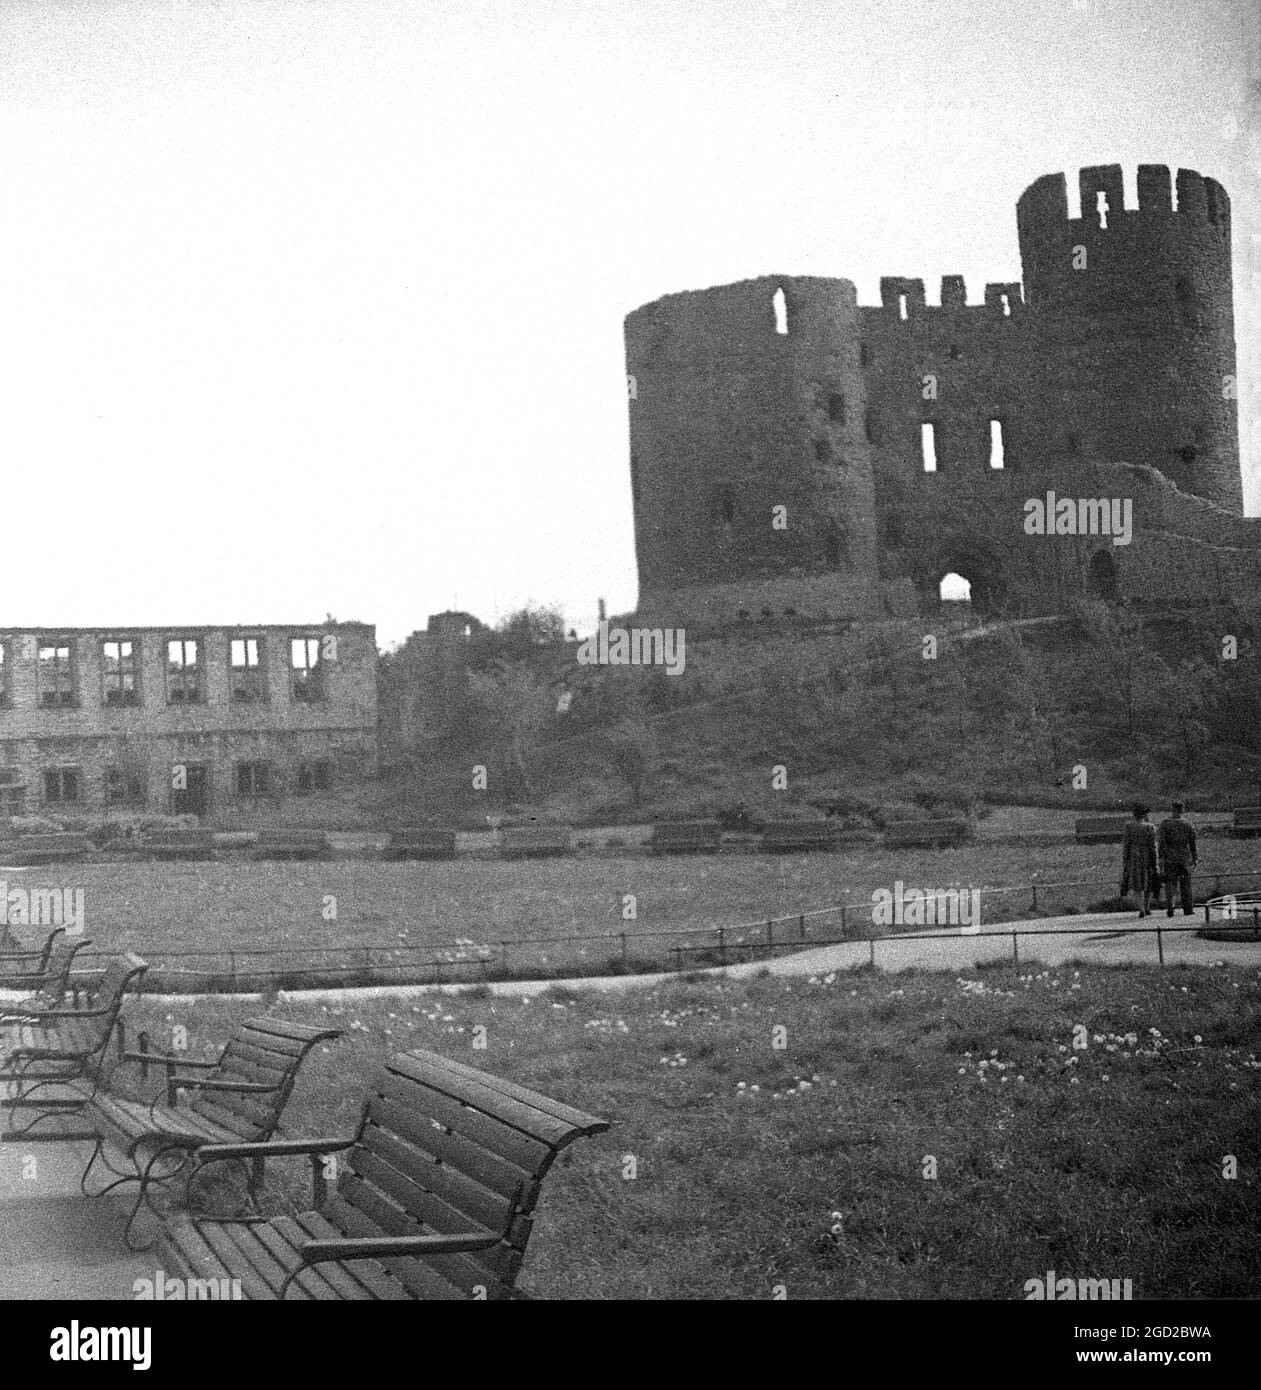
left=917, top=540, right=1007, bottom=618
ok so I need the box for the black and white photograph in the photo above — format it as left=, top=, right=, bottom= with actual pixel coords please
left=0, top=0, right=1257, bottom=1355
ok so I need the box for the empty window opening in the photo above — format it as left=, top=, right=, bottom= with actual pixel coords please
left=167, top=639, right=202, bottom=704
left=1089, top=549, right=1118, bottom=600
left=105, top=768, right=144, bottom=805
left=939, top=572, right=971, bottom=603
left=236, top=761, right=272, bottom=798
left=898, top=294, right=908, bottom=321
left=231, top=637, right=267, bottom=703
left=1000, top=293, right=1011, bottom=318
left=989, top=419, right=1005, bottom=470
left=920, top=422, right=938, bottom=472
left=44, top=767, right=81, bottom=804
left=814, top=438, right=833, bottom=464
left=39, top=641, right=76, bottom=708
left=827, top=392, right=845, bottom=424
left=295, top=760, right=333, bottom=795
left=291, top=637, right=324, bottom=702
left=103, top=640, right=139, bottom=706
left=1096, top=191, right=1109, bottom=229
left=772, top=287, right=788, bottom=335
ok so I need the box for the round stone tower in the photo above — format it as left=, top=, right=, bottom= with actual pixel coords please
left=624, top=275, right=883, bottom=625
left=1016, top=164, right=1240, bottom=511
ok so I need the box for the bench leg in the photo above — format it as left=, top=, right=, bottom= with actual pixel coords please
left=124, top=1146, right=192, bottom=1252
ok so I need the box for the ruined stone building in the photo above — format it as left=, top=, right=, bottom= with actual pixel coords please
left=0, top=622, right=377, bottom=823
left=624, top=164, right=1260, bottom=626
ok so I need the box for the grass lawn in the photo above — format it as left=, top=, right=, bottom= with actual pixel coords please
left=114, top=959, right=1261, bottom=1299
left=6, top=841, right=1259, bottom=984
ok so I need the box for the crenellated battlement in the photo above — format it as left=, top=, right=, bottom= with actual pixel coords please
left=1017, top=164, right=1231, bottom=242
left=871, top=276, right=1023, bottom=321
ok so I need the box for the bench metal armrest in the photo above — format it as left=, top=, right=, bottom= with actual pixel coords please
left=300, top=1233, right=501, bottom=1263
left=167, top=1078, right=276, bottom=1093
left=28, top=1004, right=108, bottom=1020
left=194, top=1135, right=356, bottom=1161
left=123, top=1051, right=220, bottom=1069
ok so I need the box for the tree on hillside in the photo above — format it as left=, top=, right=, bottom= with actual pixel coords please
left=1074, top=599, right=1162, bottom=738
left=465, top=658, right=557, bottom=802
left=605, top=717, right=657, bottom=805
left=468, top=604, right=568, bottom=667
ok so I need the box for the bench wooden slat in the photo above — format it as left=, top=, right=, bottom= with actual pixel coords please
left=383, top=830, right=458, bottom=861
left=375, top=1073, right=552, bottom=1175
left=323, top=1188, right=473, bottom=1300
left=288, top=1212, right=410, bottom=1300
left=649, top=820, right=723, bottom=855
left=389, top=1050, right=608, bottom=1142
left=885, top=818, right=969, bottom=848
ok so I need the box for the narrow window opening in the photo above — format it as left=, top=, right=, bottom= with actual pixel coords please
left=989, top=419, right=1005, bottom=470
left=898, top=294, right=908, bottom=322
left=939, top=572, right=971, bottom=603
left=772, top=287, right=788, bottom=335
left=1000, top=293, right=1011, bottom=318
left=920, top=422, right=938, bottom=473
left=1096, top=190, right=1108, bottom=229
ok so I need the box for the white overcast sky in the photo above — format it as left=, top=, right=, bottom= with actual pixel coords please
left=1, top=0, right=1257, bottom=649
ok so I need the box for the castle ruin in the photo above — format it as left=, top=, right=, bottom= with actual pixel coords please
left=625, top=164, right=1259, bottom=626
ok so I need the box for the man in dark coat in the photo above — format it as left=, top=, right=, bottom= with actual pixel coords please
left=1157, top=801, right=1198, bottom=917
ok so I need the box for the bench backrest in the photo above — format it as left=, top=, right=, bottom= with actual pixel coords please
left=0, top=926, right=65, bottom=981
left=1233, top=806, right=1261, bottom=823
left=0, top=833, right=90, bottom=860
left=325, top=1050, right=609, bottom=1299
left=650, top=820, right=723, bottom=847
left=761, top=821, right=838, bottom=847
left=147, top=828, right=215, bottom=847
left=387, top=829, right=457, bottom=857
left=185, top=1017, right=343, bottom=1138
left=31, top=933, right=94, bottom=1006
left=500, top=826, right=571, bottom=855
left=72, top=954, right=149, bottom=1058
left=886, top=819, right=967, bottom=843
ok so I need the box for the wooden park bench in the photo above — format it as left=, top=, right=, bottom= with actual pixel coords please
left=158, top=1048, right=610, bottom=1299
left=0, top=926, right=71, bottom=989
left=760, top=821, right=841, bottom=854
left=1073, top=816, right=1129, bottom=845
left=79, top=1016, right=343, bottom=1250
left=382, top=828, right=458, bottom=861
left=252, top=829, right=333, bottom=861
left=144, top=827, right=218, bottom=860
left=1231, top=806, right=1261, bottom=838
left=0, top=930, right=94, bottom=1018
left=0, top=953, right=148, bottom=1140
left=0, top=832, right=91, bottom=865
left=648, top=820, right=724, bottom=855
left=499, top=825, right=571, bottom=860
left=884, top=818, right=970, bottom=849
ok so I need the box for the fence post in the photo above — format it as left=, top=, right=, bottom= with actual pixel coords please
left=1011, top=929, right=1019, bottom=963
left=1030, top=879, right=1038, bottom=913
left=1156, top=919, right=1164, bottom=967
left=868, top=932, right=875, bottom=968
left=620, top=932, right=628, bottom=967
left=841, top=905, right=847, bottom=938
left=718, top=927, right=726, bottom=964
left=136, top=1030, right=150, bottom=1084
left=766, top=920, right=773, bottom=948
left=228, top=951, right=236, bottom=991
left=798, top=914, right=806, bottom=941
left=1254, top=907, right=1260, bottom=942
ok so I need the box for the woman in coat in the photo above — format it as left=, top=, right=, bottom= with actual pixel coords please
left=1120, top=803, right=1159, bottom=917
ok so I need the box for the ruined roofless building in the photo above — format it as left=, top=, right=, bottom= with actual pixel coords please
left=0, top=622, right=377, bottom=824
left=625, top=164, right=1260, bottom=626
